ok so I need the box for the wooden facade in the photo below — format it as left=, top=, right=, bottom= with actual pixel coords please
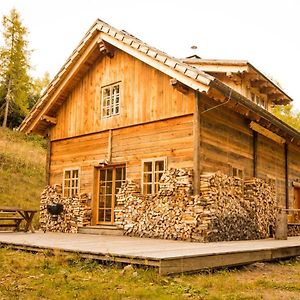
left=20, top=20, right=300, bottom=225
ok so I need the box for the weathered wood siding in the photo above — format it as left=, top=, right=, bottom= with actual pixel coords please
left=256, top=135, right=285, bottom=205
left=50, top=48, right=194, bottom=140
left=50, top=115, right=194, bottom=191
left=199, top=96, right=253, bottom=177
left=288, top=144, right=300, bottom=208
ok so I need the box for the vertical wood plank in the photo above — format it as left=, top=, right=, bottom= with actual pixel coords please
left=193, top=92, right=201, bottom=195
left=253, top=130, right=257, bottom=177
left=46, top=129, right=51, bottom=185
left=285, top=143, right=289, bottom=209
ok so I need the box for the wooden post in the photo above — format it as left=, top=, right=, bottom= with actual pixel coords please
left=108, top=129, right=112, bottom=163
left=46, top=130, right=51, bottom=185
left=285, top=143, right=289, bottom=209
left=253, top=130, right=257, bottom=177
left=193, top=91, right=201, bottom=195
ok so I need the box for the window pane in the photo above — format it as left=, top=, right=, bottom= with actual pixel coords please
left=116, top=168, right=123, bottom=180
left=106, top=196, right=112, bottom=208
left=103, top=88, right=110, bottom=98
left=99, top=195, right=105, bottom=207
left=107, top=169, right=112, bottom=181
left=106, top=183, right=112, bottom=195
left=144, top=162, right=152, bottom=172
left=72, top=170, right=79, bottom=178
left=113, top=85, right=119, bottom=94
left=155, top=160, right=165, bottom=171
left=155, top=172, right=163, bottom=182
left=98, top=210, right=104, bottom=222
left=105, top=209, right=111, bottom=222
left=64, top=179, right=70, bottom=188
left=144, top=173, right=152, bottom=184
left=65, top=171, right=71, bottom=179
left=143, top=184, right=152, bottom=195
left=100, top=170, right=106, bottom=181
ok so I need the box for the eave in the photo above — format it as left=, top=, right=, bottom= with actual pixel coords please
left=183, top=58, right=292, bottom=106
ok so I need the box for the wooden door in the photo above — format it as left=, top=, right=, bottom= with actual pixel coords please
left=97, top=166, right=126, bottom=224
left=294, top=187, right=300, bottom=223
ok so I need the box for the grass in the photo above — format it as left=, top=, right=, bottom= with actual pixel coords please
left=0, top=127, right=46, bottom=226
left=0, top=248, right=299, bottom=300
left=1, top=128, right=300, bottom=299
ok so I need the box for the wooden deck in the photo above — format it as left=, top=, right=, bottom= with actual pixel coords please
left=0, top=232, right=300, bottom=274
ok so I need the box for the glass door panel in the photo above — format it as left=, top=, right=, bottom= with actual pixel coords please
left=98, top=166, right=125, bottom=224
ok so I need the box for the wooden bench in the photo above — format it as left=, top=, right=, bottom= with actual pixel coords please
left=0, top=207, right=23, bottom=231
left=0, top=206, right=37, bottom=232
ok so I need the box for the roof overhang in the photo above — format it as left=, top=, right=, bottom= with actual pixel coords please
left=183, top=58, right=292, bottom=105
left=19, top=20, right=214, bottom=135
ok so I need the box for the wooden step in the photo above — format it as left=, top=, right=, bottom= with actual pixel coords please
left=78, top=225, right=123, bottom=236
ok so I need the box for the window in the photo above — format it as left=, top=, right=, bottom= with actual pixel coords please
left=101, top=82, right=120, bottom=118
left=142, top=158, right=166, bottom=195
left=232, top=166, right=244, bottom=179
left=250, top=92, right=267, bottom=109
left=63, top=169, right=80, bottom=197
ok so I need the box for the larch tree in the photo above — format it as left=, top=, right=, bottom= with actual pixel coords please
left=0, top=8, right=32, bottom=128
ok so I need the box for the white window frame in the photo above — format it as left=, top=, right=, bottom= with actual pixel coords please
left=141, top=157, right=167, bottom=195
left=231, top=165, right=244, bottom=179
left=101, top=82, right=121, bottom=119
left=63, top=167, right=80, bottom=198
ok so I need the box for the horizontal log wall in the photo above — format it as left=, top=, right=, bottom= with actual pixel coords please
left=199, top=96, right=253, bottom=177
left=50, top=115, right=194, bottom=192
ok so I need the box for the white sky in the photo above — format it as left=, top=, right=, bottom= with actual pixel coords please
left=1, top=0, right=300, bottom=108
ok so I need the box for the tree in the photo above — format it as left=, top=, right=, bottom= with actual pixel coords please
left=271, top=103, right=300, bottom=132
left=0, top=8, right=32, bottom=128
left=28, top=72, right=51, bottom=110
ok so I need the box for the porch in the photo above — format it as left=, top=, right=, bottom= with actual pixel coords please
left=0, top=232, right=300, bottom=274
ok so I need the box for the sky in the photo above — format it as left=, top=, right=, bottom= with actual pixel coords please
left=1, top=0, right=300, bottom=108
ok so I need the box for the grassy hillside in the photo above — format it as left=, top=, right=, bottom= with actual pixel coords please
left=0, top=127, right=46, bottom=209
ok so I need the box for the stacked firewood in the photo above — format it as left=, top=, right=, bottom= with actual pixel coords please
left=40, top=185, right=91, bottom=233
left=288, top=224, right=300, bottom=236
left=117, top=169, right=278, bottom=242
left=243, top=178, right=278, bottom=239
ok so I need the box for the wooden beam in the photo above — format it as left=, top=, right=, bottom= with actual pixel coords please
left=250, top=121, right=286, bottom=144
left=170, top=78, right=189, bottom=94
left=25, top=32, right=102, bottom=133
left=285, top=143, right=289, bottom=209
left=107, top=129, right=112, bottom=163
left=98, top=40, right=114, bottom=58
left=45, top=130, right=51, bottom=185
left=41, top=115, right=57, bottom=125
left=193, top=92, right=201, bottom=195
left=253, top=130, right=257, bottom=177
left=100, top=32, right=211, bottom=92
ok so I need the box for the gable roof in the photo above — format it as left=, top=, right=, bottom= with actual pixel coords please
left=19, top=19, right=215, bottom=134
left=183, top=57, right=292, bottom=105
left=19, top=19, right=300, bottom=146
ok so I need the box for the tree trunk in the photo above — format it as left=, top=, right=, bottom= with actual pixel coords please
left=2, top=77, right=12, bottom=128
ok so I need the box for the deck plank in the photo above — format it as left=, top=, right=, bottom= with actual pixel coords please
left=0, top=232, right=300, bottom=274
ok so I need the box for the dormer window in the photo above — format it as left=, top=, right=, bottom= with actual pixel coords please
left=101, top=82, right=120, bottom=118
left=250, top=92, right=266, bottom=109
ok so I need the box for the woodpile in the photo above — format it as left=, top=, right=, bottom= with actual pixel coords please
left=40, top=185, right=92, bottom=233
left=204, top=173, right=277, bottom=242
left=116, top=169, right=278, bottom=242
left=288, top=225, right=300, bottom=237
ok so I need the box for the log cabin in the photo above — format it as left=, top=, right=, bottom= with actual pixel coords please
left=20, top=19, right=300, bottom=229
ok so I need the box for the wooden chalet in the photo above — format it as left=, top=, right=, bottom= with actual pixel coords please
left=20, top=19, right=300, bottom=226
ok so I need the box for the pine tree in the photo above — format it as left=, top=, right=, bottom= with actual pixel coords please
left=271, top=104, right=300, bottom=132
left=0, top=8, right=32, bottom=128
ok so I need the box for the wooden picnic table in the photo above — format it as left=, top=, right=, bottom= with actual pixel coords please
left=0, top=206, right=38, bottom=233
